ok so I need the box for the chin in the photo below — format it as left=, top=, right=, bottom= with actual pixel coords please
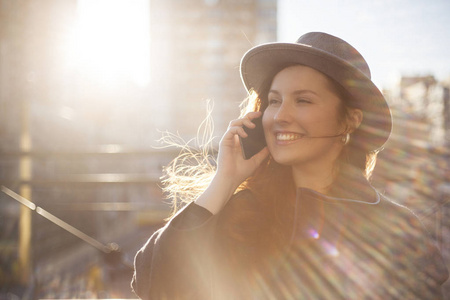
left=270, top=148, right=337, bottom=168
left=270, top=152, right=304, bottom=166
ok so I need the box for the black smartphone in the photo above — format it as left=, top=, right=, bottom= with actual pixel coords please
left=239, top=117, right=266, bottom=160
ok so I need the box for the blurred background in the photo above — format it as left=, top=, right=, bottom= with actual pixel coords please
left=0, top=0, right=449, bottom=298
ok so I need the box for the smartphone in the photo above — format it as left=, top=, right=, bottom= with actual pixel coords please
left=239, top=117, right=266, bottom=160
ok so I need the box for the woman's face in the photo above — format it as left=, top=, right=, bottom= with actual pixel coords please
left=262, top=65, right=348, bottom=169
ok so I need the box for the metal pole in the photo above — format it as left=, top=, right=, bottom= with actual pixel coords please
left=19, top=98, right=32, bottom=284
left=2, top=186, right=111, bottom=254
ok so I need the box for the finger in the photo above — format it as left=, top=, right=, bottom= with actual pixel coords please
left=225, top=125, right=248, bottom=139
left=228, top=118, right=244, bottom=128
left=243, top=118, right=256, bottom=129
left=228, top=117, right=257, bottom=129
left=228, top=111, right=262, bottom=127
left=244, top=111, right=262, bottom=121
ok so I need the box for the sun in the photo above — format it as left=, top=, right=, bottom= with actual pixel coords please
left=68, top=0, right=150, bottom=87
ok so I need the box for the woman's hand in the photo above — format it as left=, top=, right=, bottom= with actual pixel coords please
left=216, top=111, right=269, bottom=186
left=195, top=111, right=269, bottom=214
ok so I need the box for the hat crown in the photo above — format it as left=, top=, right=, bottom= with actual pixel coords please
left=296, top=32, right=371, bottom=79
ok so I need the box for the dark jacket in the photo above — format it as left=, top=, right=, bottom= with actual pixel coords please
left=132, top=174, right=448, bottom=299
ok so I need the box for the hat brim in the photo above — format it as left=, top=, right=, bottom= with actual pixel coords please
left=240, top=42, right=392, bottom=152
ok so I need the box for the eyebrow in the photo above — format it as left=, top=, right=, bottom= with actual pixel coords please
left=268, top=89, right=319, bottom=96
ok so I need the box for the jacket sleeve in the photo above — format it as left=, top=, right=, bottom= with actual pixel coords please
left=131, top=202, right=216, bottom=300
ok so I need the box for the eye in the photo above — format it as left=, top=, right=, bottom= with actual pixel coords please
left=295, top=98, right=311, bottom=104
left=268, top=98, right=281, bottom=106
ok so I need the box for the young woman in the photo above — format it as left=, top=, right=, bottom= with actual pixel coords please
left=132, top=32, right=448, bottom=299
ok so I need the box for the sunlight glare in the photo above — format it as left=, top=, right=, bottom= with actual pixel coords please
left=71, top=0, right=150, bottom=86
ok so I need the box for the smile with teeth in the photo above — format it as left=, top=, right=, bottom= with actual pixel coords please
left=276, top=133, right=303, bottom=141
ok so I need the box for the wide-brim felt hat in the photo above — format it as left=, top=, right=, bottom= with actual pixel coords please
left=240, top=32, right=392, bottom=152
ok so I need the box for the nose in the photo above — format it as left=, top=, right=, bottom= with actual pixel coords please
left=273, top=101, right=293, bottom=124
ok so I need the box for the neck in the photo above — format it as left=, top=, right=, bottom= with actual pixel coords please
left=291, top=160, right=337, bottom=194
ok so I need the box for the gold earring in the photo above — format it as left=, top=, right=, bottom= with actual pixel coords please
left=341, top=133, right=350, bottom=145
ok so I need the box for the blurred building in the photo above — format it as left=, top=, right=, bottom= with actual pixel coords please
left=372, top=76, right=450, bottom=295
left=0, top=0, right=158, bottom=296
left=375, top=75, right=450, bottom=211
left=0, top=0, right=78, bottom=290
left=397, top=75, right=449, bottom=146
left=149, top=0, right=277, bottom=141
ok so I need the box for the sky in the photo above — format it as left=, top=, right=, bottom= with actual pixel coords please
left=72, top=0, right=450, bottom=91
left=277, top=0, right=450, bottom=89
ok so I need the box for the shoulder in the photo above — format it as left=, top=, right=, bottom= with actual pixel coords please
left=376, top=195, right=449, bottom=294
left=366, top=194, right=441, bottom=256
left=376, top=194, right=426, bottom=231
left=345, top=192, right=434, bottom=247
left=377, top=193, right=413, bottom=213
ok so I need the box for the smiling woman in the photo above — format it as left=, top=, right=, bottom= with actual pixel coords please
left=68, top=0, right=150, bottom=86
left=131, top=32, right=449, bottom=299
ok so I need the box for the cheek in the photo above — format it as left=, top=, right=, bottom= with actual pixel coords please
left=262, top=111, right=271, bottom=130
left=310, top=107, right=342, bottom=128
left=262, top=112, right=274, bottom=141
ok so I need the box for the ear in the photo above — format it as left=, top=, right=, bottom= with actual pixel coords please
left=346, top=108, right=363, bottom=133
